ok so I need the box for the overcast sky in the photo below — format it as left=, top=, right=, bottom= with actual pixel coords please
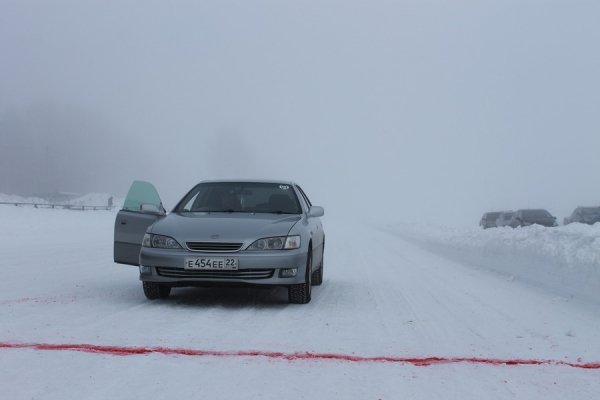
left=1, top=0, right=599, bottom=224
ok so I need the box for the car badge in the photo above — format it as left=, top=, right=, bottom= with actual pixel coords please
left=210, top=234, right=220, bottom=239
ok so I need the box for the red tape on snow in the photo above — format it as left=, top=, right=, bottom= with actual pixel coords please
left=1, top=341, right=598, bottom=369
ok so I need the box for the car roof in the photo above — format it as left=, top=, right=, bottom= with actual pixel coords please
left=484, top=211, right=502, bottom=217
left=197, top=179, right=298, bottom=186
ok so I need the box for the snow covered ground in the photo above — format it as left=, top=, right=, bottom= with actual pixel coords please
left=1, top=205, right=599, bottom=399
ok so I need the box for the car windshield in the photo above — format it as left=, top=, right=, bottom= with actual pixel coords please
left=523, top=209, right=552, bottom=218
left=581, top=207, right=600, bottom=215
left=486, top=212, right=501, bottom=220
left=175, top=182, right=302, bottom=214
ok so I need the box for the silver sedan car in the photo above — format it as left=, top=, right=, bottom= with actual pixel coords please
left=114, top=180, right=325, bottom=304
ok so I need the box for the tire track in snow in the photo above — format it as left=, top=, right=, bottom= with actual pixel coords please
left=1, top=341, right=599, bottom=369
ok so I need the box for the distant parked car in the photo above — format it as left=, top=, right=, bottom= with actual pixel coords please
left=563, top=206, right=600, bottom=225
left=510, top=209, right=557, bottom=228
left=480, top=211, right=502, bottom=229
left=496, top=211, right=515, bottom=227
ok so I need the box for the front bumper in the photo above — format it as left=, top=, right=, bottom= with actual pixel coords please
left=139, top=247, right=309, bottom=286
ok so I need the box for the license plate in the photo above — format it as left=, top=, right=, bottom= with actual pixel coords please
left=184, top=257, right=238, bottom=270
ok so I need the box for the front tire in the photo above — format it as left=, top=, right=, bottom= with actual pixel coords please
left=289, top=249, right=312, bottom=304
left=143, top=281, right=171, bottom=300
left=311, top=247, right=324, bottom=286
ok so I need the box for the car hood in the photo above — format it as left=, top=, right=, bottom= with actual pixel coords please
left=149, top=212, right=302, bottom=243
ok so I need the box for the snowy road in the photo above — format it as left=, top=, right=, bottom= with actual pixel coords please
left=1, top=207, right=599, bottom=399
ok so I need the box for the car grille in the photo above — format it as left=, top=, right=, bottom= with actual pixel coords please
left=156, top=267, right=274, bottom=280
left=186, top=242, right=243, bottom=252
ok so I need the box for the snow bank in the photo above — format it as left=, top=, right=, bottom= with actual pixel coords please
left=0, top=192, right=123, bottom=208
left=388, top=223, right=600, bottom=304
left=0, top=193, right=49, bottom=204
left=68, top=193, right=124, bottom=207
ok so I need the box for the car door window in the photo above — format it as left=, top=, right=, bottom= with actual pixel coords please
left=122, top=181, right=163, bottom=212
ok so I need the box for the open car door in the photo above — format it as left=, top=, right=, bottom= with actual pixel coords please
left=114, top=181, right=166, bottom=266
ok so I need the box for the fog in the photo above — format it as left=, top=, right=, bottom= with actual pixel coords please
left=1, top=0, right=599, bottom=224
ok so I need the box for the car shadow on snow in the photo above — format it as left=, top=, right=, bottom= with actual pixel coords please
left=165, top=286, right=291, bottom=309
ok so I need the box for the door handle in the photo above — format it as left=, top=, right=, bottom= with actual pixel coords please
left=120, top=220, right=127, bottom=225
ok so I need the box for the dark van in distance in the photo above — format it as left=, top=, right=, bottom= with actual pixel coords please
left=479, top=212, right=502, bottom=229
left=509, top=209, right=557, bottom=228
left=564, top=206, right=600, bottom=225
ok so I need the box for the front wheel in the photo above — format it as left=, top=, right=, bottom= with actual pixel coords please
left=143, top=281, right=171, bottom=300
left=288, top=249, right=312, bottom=304
left=311, top=247, right=324, bottom=286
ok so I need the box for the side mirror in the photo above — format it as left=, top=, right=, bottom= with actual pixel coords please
left=307, top=206, right=324, bottom=218
left=140, top=203, right=165, bottom=215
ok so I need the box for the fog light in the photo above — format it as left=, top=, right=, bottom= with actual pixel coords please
left=279, top=268, right=298, bottom=278
left=140, top=266, right=152, bottom=275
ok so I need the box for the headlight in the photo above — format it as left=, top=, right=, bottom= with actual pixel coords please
left=247, top=235, right=301, bottom=251
left=142, top=233, right=182, bottom=249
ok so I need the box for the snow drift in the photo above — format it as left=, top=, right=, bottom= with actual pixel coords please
left=0, top=192, right=123, bottom=208
left=387, top=223, right=600, bottom=305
